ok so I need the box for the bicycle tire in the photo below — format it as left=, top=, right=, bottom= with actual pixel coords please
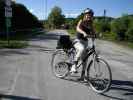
left=87, top=57, right=112, bottom=93
left=51, top=49, right=69, bottom=78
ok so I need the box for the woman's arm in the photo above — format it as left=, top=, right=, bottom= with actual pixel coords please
left=76, top=20, right=87, bottom=37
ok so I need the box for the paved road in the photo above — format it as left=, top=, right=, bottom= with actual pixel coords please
left=0, top=30, right=133, bottom=100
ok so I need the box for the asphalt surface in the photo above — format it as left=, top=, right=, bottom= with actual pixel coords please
left=0, top=30, right=133, bottom=100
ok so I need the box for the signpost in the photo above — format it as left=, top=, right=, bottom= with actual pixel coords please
left=5, top=6, right=12, bottom=18
left=5, top=0, right=12, bottom=45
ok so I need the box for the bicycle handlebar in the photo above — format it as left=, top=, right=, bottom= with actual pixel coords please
left=85, top=34, right=97, bottom=39
left=86, top=34, right=97, bottom=48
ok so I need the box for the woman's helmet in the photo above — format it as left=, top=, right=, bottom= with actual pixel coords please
left=84, top=8, right=94, bottom=16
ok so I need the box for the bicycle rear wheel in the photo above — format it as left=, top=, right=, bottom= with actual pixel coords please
left=51, top=49, right=70, bottom=78
left=87, top=57, right=112, bottom=93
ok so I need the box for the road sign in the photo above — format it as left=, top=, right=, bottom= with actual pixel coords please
left=5, top=6, right=12, bottom=17
left=5, top=0, right=12, bottom=6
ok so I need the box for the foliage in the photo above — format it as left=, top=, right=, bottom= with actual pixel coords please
left=65, top=18, right=76, bottom=29
left=0, top=0, right=5, bottom=31
left=101, top=32, right=116, bottom=40
left=126, top=27, right=133, bottom=42
left=0, top=1, right=43, bottom=32
left=47, top=6, right=65, bottom=29
left=67, top=28, right=76, bottom=37
left=111, top=15, right=132, bottom=40
left=74, top=13, right=84, bottom=26
left=12, top=3, right=43, bottom=30
left=94, top=18, right=111, bottom=33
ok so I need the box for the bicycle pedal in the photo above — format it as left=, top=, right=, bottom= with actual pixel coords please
left=74, top=71, right=78, bottom=73
left=70, top=71, right=78, bottom=74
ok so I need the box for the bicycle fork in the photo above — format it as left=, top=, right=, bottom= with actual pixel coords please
left=86, top=54, right=102, bottom=78
left=93, top=55, right=102, bottom=78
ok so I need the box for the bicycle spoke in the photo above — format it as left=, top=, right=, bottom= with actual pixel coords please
left=51, top=50, right=70, bottom=78
left=87, top=58, right=112, bottom=93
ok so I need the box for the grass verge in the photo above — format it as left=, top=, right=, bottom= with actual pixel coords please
left=67, top=29, right=76, bottom=37
left=68, top=29, right=133, bottom=49
left=0, top=29, right=46, bottom=49
left=113, top=41, right=133, bottom=49
left=0, top=40, right=28, bottom=49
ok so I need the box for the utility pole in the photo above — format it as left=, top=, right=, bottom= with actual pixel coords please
left=103, top=9, right=106, bottom=21
left=43, top=0, right=47, bottom=28
left=5, top=0, right=12, bottom=45
left=45, top=0, right=47, bottom=19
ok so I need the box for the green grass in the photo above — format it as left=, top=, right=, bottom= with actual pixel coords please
left=100, top=32, right=133, bottom=49
left=0, top=28, right=46, bottom=49
left=0, top=40, right=28, bottom=49
left=0, top=32, right=29, bottom=49
left=100, top=32, right=116, bottom=41
left=67, top=29, right=76, bottom=37
left=114, top=41, right=133, bottom=49
left=68, top=29, right=133, bottom=49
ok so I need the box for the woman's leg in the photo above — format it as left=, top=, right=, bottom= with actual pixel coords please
left=74, top=41, right=85, bottom=61
left=70, top=39, right=87, bottom=73
left=70, top=40, right=85, bottom=72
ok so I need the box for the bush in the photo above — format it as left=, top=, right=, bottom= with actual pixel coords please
left=67, top=28, right=76, bottom=37
left=126, top=27, right=133, bottom=42
left=0, top=40, right=28, bottom=48
left=101, top=32, right=116, bottom=40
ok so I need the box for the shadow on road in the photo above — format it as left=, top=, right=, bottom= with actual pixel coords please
left=102, top=80, right=133, bottom=100
left=0, top=94, right=42, bottom=100
left=62, top=76, right=133, bottom=100
left=111, top=80, right=133, bottom=93
left=30, top=33, right=60, bottom=41
left=0, top=33, right=60, bottom=56
left=0, top=49, right=30, bottom=56
left=61, top=75, right=90, bottom=86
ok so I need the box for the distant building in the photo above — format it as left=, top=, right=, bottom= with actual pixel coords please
left=12, top=0, right=16, bottom=2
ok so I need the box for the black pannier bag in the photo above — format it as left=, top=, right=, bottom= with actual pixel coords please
left=56, top=35, right=72, bottom=49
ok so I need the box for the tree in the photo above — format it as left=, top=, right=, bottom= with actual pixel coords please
left=65, top=18, right=75, bottom=29
left=47, top=6, right=65, bottom=29
left=0, top=0, right=5, bottom=32
left=94, top=16, right=112, bottom=33
left=0, top=1, right=43, bottom=33
left=128, top=15, right=133, bottom=29
left=111, top=15, right=130, bottom=40
left=94, top=19, right=110, bottom=33
left=12, top=3, right=43, bottom=30
left=74, top=13, right=84, bottom=26
left=126, top=27, right=133, bottom=42
left=125, top=16, right=133, bottom=42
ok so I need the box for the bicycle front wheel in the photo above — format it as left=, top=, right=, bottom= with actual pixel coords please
left=87, top=57, right=112, bottom=93
left=51, top=49, right=69, bottom=78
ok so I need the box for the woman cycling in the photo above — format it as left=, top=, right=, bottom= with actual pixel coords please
left=70, top=8, right=96, bottom=80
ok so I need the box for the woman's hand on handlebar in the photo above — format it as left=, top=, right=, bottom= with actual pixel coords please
left=83, top=33, right=88, bottom=38
left=85, top=34, right=97, bottom=38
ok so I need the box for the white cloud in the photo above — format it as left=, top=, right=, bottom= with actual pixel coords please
left=65, top=13, right=79, bottom=18
left=29, top=9, right=34, bottom=13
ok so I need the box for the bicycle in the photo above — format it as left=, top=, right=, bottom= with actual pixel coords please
left=51, top=35, right=112, bottom=93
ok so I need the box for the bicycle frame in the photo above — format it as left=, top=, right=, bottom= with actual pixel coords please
left=76, top=37, right=98, bottom=69
left=57, top=37, right=98, bottom=72
left=51, top=35, right=112, bottom=93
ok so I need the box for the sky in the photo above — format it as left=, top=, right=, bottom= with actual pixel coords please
left=16, top=0, right=133, bottom=20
